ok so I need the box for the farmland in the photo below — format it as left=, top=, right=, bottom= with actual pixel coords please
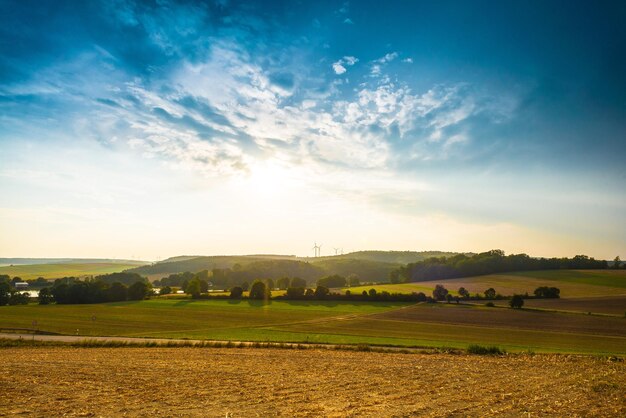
left=343, top=270, right=626, bottom=298
left=0, top=262, right=145, bottom=281
left=1, top=298, right=624, bottom=355
left=1, top=347, right=624, bottom=417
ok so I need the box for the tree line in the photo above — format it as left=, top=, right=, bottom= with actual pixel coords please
left=390, top=250, right=611, bottom=283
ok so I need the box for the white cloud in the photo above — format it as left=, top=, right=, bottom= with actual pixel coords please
left=376, top=52, right=399, bottom=63
left=332, top=62, right=347, bottom=74
left=402, top=58, right=413, bottom=63
left=343, top=18, right=354, bottom=24
left=332, top=56, right=358, bottom=75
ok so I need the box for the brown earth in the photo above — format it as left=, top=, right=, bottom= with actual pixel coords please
left=374, top=303, right=626, bottom=337
left=0, top=347, right=624, bottom=417
left=488, top=296, right=626, bottom=315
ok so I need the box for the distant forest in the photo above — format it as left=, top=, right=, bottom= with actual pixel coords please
left=390, top=250, right=609, bottom=283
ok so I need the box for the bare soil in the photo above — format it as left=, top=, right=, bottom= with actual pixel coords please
left=375, top=303, right=626, bottom=336
left=1, top=347, right=624, bottom=417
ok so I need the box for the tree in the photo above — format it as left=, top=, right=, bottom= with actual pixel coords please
left=185, top=279, right=202, bottom=299
left=534, top=286, right=560, bottom=298
left=0, top=282, right=11, bottom=305
left=445, top=294, right=453, bottom=303
left=290, top=277, right=306, bottom=288
left=458, top=287, right=470, bottom=299
left=249, top=280, right=269, bottom=300
left=317, top=275, right=346, bottom=288
left=314, top=285, right=329, bottom=299
left=368, top=288, right=377, bottom=297
left=229, top=286, right=243, bottom=299
left=38, top=287, right=53, bottom=305
left=484, top=288, right=496, bottom=299
left=432, top=284, right=448, bottom=301
left=106, top=282, right=128, bottom=302
left=286, top=287, right=305, bottom=298
left=128, top=281, right=151, bottom=301
left=613, top=256, right=622, bottom=269
left=347, top=274, right=360, bottom=287
left=510, top=294, right=524, bottom=309
left=277, top=277, right=290, bottom=290
left=389, top=270, right=401, bottom=284
left=159, top=286, right=172, bottom=295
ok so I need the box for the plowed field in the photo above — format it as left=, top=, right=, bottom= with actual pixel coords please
left=1, top=347, right=624, bottom=417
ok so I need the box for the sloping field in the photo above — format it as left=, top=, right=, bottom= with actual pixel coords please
left=0, top=263, right=143, bottom=280
left=1, top=299, right=625, bottom=354
left=1, top=347, right=624, bottom=417
left=489, top=295, right=626, bottom=315
left=344, top=270, right=626, bottom=298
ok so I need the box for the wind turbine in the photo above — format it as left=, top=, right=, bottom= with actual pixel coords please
left=333, top=247, right=340, bottom=256
left=312, top=242, right=321, bottom=257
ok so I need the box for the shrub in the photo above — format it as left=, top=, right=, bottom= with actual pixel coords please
left=286, top=286, right=305, bottom=298
left=485, top=302, right=495, bottom=307
left=128, top=281, right=151, bottom=300
left=38, top=287, right=53, bottom=305
left=432, top=284, right=448, bottom=301
left=467, top=344, right=506, bottom=355
left=534, top=286, right=560, bottom=298
left=509, top=294, right=524, bottom=309
left=249, top=280, right=270, bottom=299
left=484, top=288, right=496, bottom=299
left=229, top=286, right=243, bottom=299
left=314, top=285, right=329, bottom=299
left=368, top=288, right=377, bottom=297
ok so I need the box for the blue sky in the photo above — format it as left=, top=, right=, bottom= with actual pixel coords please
left=1, top=0, right=625, bottom=259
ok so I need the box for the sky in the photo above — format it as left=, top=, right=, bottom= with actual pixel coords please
left=1, top=0, right=625, bottom=260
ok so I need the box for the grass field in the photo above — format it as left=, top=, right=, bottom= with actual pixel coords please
left=0, top=263, right=142, bottom=280
left=1, top=298, right=624, bottom=355
left=2, top=347, right=623, bottom=417
left=342, top=270, right=626, bottom=298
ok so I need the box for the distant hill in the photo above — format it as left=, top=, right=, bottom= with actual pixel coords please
left=0, top=258, right=148, bottom=266
left=312, top=251, right=471, bottom=265
left=0, top=262, right=148, bottom=281
left=127, top=250, right=467, bottom=283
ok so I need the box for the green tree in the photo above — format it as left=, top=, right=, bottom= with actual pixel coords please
left=249, top=280, right=269, bottom=299
left=613, top=256, right=621, bottom=269
left=38, top=287, right=53, bottom=305
left=432, top=284, right=448, bottom=301
left=458, top=287, right=470, bottom=298
left=289, top=277, right=306, bottom=288
left=229, top=286, right=243, bottom=299
left=484, top=288, right=496, bottom=299
left=276, top=277, right=290, bottom=290
left=286, top=287, right=305, bottom=298
left=106, top=282, right=128, bottom=302
left=185, top=279, right=202, bottom=299
left=368, top=288, right=377, bottom=297
left=128, top=281, right=151, bottom=301
left=314, top=285, right=329, bottom=299
left=159, top=286, right=172, bottom=295
left=347, top=274, right=360, bottom=287
left=0, top=281, right=11, bottom=305
left=510, top=294, right=524, bottom=309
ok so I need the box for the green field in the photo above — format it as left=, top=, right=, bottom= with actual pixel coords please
left=342, top=270, right=626, bottom=298
left=1, top=298, right=624, bottom=355
left=0, top=263, right=143, bottom=281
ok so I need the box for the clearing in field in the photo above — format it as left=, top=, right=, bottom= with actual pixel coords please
left=0, top=347, right=623, bottom=417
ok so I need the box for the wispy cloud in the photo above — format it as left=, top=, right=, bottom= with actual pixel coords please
left=332, top=56, right=358, bottom=75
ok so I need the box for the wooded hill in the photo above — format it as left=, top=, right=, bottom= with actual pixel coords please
left=126, top=251, right=464, bottom=283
